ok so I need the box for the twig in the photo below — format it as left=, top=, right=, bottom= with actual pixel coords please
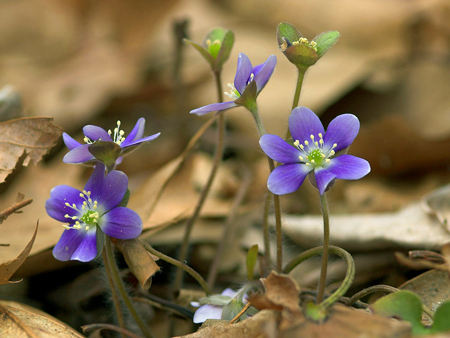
left=229, top=302, right=252, bottom=324
left=0, top=198, right=32, bottom=224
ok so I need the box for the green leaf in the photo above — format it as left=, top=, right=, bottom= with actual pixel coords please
left=235, top=80, right=257, bottom=111
left=205, top=28, right=227, bottom=45
left=221, top=299, right=246, bottom=322
left=313, top=31, right=340, bottom=59
left=184, top=39, right=214, bottom=67
left=370, top=291, right=427, bottom=335
left=431, top=301, right=450, bottom=333
left=246, top=244, right=259, bottom=280
left=215, top=30, right=234, bottom=70
left=276, top=22, right=302, bottom=47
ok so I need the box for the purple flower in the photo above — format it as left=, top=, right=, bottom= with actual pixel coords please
left=190, top=53, right=277, bottom=116
left=260, top=107, right=370, bottom=195
left=63, top=118, right=160, bottom=165
left=46, top=163, right=143, bottom=262
left=191, top=288, right=238, bottom=324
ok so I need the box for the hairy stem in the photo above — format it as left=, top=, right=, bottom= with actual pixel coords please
left=284, top=245, right=355, bottom=312
left=105, top=237, right=154, bottom=338
left=316, top=193, right=330, bottom=304
left=141, top=240, right=211, bottom=296
left=173, top=70, right=225, bottom=292
left=249, top=105, right=283, bottom=273
left=102, top=249, right=127, bottom=338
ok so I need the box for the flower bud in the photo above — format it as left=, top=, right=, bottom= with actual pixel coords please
left=277, top=22, right=339, bottom=70
left=184, top=28, right=234, bottom=72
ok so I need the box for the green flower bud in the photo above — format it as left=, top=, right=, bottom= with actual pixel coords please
left=277, top=22, right=339, bottom=69
left=184, top=28, right=234, bottom=72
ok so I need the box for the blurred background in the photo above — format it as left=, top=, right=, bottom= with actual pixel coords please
left=2, top=0, right=450, bottom=336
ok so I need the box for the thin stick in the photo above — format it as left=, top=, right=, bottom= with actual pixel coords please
left=173, top=70, right=225, bottom=293
left=0, top=198, right=32, bottom=224
left=229, top=302, right=252, bottom=324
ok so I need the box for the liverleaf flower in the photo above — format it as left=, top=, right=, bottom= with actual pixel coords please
left=277, top=22, right=339, bottom=70
left=259, top=107, right=370, bottom=195
left=190, top=53, right=277, bottom=116
left=46, top=163, right=143, bottom=262
left=63, top=118, right=160, bottom=171
left=191, top=288, right=257, bottom=323
left=184, top=27, right=235, bottom=72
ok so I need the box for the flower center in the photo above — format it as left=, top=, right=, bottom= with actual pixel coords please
left=83, top=120, right=126, bottom=146
left=224, top=73, right=254, bottom=100
left=62, top=190, right=100, bottom=231
left=293, top=37, right=318, bottom=52
left=206, top=39, right=221, bottom=59
left=294, top=133, right=337, bottom=167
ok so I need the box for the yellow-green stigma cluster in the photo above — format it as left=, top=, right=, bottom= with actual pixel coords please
left=292, top=37, right=318, bottom=52
left=294, top=133, right=337, bottom=167
left=206, top=39, right=221, bottom=59
left=63, top=190, right=99, bottom=231
left=108, top=120, right=126, bottom=145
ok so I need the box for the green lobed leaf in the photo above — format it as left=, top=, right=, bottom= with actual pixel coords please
left=215, top=30, right=234, bottom=70
left=431, top=301, right=450, bottom=333
left=184, top=39, right=215, bottom=67
left=276, top=22, right=302, bottom=47
left=246, top=244, right=259, bottom=280
left=370, top=290, right=427, bottom=335
left=313, top=31, right=340, bottom=59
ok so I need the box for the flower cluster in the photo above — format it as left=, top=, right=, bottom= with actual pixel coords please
left=260, top=107, right=370, bottom=195
left=47, top=118, right=159, bottom=262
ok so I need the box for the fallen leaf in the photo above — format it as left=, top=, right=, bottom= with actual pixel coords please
left=0, top=117, right=62, bottom=183
left=422, top=183, right=450, bottom=228
left=0, top=300, right=85, bottom=338
left=114, top=238, right=160, bottom=290
left=0, top=223, right=37, bottom=286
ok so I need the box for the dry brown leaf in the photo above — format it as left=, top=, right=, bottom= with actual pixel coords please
left=0, top=117, right=62, bottom=183
left=422, top=184, right=450, bottom=228
left=0, top=223, right=37, bottom=286
left=114, top=238, right=160, bottom=290
left=173, top=309, right=280, bottom=338
left=251, top=271, right=301, bottom=316
left=0, top=300, right=85, bottom=338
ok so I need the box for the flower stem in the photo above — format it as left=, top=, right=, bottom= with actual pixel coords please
left=316, top=193, right=330, bottom=304
left=284, top=245, right=355, bottom=313
left=141, top=240, right=211, bottom=296
left=102, top=249, right=127, bottom=338
left=345, top=285, right=399, bottom=307
left=173, top=70, right=225, bottom=293
left=104, top=237, right=154, bottom=338
left=248, top=105, right=283, bottom=273
left=286, top=67, right=307, bottom=139
left=262, top=193, right=272, bottom=270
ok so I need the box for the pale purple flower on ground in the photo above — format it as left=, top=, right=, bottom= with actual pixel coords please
left=260, top=107, right=370, bottom=195
left=46, top=163, right=142, bottom=262
left=191, top=288, right=239, bottom=323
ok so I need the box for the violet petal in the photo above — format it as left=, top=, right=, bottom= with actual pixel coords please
left=259, top=134, right=301, bottom=164
left=323, top=114, right=360, bottom=153
left=314, top=168, right=337, bottom=195
left=289, top=107, right=325, bottom=144
left=46, top=185, right=84, bottom=222
left=121, top=118, right=145, bottom=146
left=84, top=163, right=107, bottom=203
left=83, top=125, right=113, bottom=142
left=222, top=288, right=238, bottom=297
left=99, top=207, right=143, bottom=239
left=63, top=145, right=95, bottom=163
left=121, top=132, right=160, bottom=149
left=70, top=227, right=98, bottom=262
left=52, top=228, right=87, bottom=261
left=190, top=101, right=237, bottom=116
left=326, top=155, right=371, bottom=180
left=267, top=163, right=312, bottom=195
left=193, top=304, right=223, bottom=323
left=62, top=133, right=81, bottom=150
left=234, top=53, right=253, bottom=94
left=253, top=55, right=277, bottom=93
